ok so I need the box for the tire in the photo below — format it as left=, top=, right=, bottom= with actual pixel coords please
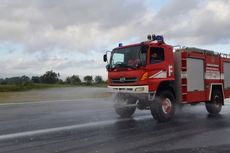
left=113, top=94, right=136, bottom=118
left=205, top=90, right=223, bottom=114
left=150, top=90, right=176, bottom=122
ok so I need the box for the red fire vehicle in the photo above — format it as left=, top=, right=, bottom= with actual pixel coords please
left=103, top=35, right=230, bottom=122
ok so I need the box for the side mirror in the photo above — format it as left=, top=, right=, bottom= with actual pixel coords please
left=103, top=54, right=107, bottom=62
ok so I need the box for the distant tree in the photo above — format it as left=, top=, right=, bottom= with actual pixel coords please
left=66, top=75, right=81, bottom=85
left=66, top=77, right=71, bottom=84
left=72, top=75, right=81, bottom=84
left=0, top=78, right=5, bottom=85
left=1, top=76, right=31, bottom=85
left=20, top=75, right=31, bottom=85
left=31, top=76, right=41, bottom=83
left=84, top=75, right=93, bottom=85
left=58, top=79, right=64, bottom=84
left=94, top=76, right=103, bottom=84
left=5, top=77, right=21, bottom=84
left=40, top=70, right=60, bottom=84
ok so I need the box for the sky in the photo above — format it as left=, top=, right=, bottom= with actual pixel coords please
left=0, top=0, right=230, bottom=80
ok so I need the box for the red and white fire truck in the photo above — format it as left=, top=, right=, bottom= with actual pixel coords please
left=103, top=35, right=230, bottom=122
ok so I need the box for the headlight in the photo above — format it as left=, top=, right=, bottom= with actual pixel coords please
left=135, top=87, right=145, bottom=92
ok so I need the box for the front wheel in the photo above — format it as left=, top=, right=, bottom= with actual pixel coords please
left=150, top=90, right=176, bottom=122
left=205, top=90, right=223, bottom=115
left=113, top=94, right=137, bottom=118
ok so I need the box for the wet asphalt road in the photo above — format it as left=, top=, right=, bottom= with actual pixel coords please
left=1, top=98, right=230, bottom=153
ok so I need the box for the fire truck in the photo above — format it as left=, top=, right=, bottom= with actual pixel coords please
left=103, top=35, right=230, bottom=122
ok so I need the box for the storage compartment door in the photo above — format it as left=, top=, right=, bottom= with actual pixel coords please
left=187, top=58, right=204, bottom=91
left=224, top=62, right=230, bottom=89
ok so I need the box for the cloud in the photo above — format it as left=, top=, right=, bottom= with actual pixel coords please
left=0, top=53, right=106, bottom=79
left=0, top=0, right=147, bottom=53
left=146, top=0, right=230, bottom=45
left=0, top=0, right=230, bottom=78
left=1, top=0, right=230, bottom=52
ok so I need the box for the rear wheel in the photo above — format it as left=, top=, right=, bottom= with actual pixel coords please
left=150, top=90, right=176, bottom=122
left=205, top=90, right=223, bottom=114
left=113, top=94, right=137, bottom=118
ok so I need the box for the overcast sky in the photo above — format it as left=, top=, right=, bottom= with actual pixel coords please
left=0, top=0, right=230, bottom=79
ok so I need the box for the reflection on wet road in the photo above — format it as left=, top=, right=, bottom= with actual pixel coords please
left=0, top=88, right=230, bottom=152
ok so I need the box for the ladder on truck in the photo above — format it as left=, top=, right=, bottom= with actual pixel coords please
left=176, top=47, right=230, bottom=58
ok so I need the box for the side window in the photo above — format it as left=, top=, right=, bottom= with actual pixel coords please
left=150, top=47, right=165, bottom=64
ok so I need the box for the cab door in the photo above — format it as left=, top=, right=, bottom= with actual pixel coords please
left=146, top=45, right=174, bottom=91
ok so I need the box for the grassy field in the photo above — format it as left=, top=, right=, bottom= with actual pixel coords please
left=0, top=83, right=107, bottom=92
left=0, top=87, right=111, bottom=103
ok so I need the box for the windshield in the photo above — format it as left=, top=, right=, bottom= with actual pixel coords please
left=110, top=46, right=147, bottom=69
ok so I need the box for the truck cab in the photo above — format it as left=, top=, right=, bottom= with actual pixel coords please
left=104, top=35, right=176, bottom=122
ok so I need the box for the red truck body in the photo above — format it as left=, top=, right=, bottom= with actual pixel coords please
left=104, top=35, right=230, bottom=122
left=174, top=49, right=230, bottom=104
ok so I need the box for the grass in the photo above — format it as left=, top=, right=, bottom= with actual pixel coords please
left=0, top=85, right=110, bottom=103
left=0, top=83, right=107, bottom=92
left=0, top=84, right=69, bottom=92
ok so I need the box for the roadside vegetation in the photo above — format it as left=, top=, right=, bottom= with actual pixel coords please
left=0, top=70, right=107, bottom=92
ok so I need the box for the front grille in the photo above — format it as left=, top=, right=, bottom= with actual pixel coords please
left=112, top=77, right=137, bottom=84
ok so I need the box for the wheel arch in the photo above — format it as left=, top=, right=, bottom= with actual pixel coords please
left=156, top=81, right=176, bottom=100
left=209, top=83, right=225, bottom=104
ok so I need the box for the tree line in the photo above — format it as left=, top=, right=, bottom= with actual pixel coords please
left=0, top=70, right=106, bottom=86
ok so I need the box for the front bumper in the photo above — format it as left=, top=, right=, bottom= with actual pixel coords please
left=108, top=85, right=149, bottom=93
left=108, top=85, right=155, bottom=101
